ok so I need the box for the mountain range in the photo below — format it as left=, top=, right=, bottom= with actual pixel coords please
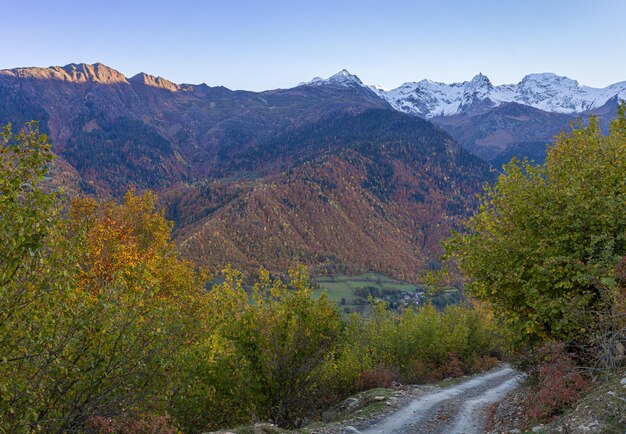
left=375, top=72, right=626, bottom=117
left=0, top=62, right=623, bottom=280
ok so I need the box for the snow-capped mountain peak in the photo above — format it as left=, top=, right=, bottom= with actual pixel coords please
left=302, top=69, right=364, bottom=88
left=464, top=73, right=493, bottom=98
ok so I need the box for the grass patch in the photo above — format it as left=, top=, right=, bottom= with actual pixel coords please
left=313, top=281, right=359, bottom=303
left=312, top=272, right=420, bottom=308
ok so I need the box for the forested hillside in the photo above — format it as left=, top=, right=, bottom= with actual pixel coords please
left=164, top=109, right=492, bottom=281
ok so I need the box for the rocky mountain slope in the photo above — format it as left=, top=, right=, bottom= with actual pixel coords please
left=431, top=102, right=578, bottom=162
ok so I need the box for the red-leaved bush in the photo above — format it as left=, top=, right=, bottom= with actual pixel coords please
left=410, top=353, right=469, bottom=384
left=86, top=414, right=177, bottom=434
left=411, top=360, right=441, bottom=383
left=437, top=353, right=467, bottom=379
left=357, top=365, right=399, bottom=390
left=526, top=342, right=589, bottom=420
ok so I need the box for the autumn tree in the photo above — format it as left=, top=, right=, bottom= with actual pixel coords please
left=0, top=122, right=207, bottom=432
left=47, top=191, right=207, bottom=429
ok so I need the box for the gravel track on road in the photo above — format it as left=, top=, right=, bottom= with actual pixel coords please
left=351, top=365, right=521, bottom=434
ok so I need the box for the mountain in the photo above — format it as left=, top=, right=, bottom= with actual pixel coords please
left=372, top=73, right=626, bottom=162
left=2, top=62, right=622, bottom=280
left=0, top=62, right=493, bottom=282
left=3, top=63, right=624, bottom=168
left=163, top=109, right=492, bottom=281
left=0, top=63, right=388, bottom=194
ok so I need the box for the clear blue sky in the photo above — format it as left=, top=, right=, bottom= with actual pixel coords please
left=2, top=0, right=625, bottom=90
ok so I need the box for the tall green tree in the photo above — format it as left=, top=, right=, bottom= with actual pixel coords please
left=0, top=122, right=67, bottom=432
left=446, top=103, right=626, bottom=346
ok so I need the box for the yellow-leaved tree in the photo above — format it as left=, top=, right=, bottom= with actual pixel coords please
left=0, top=122, right=208, bottom=432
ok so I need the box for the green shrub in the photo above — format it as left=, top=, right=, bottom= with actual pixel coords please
left=446, top=104, right=626, bottom=346
left=168, top=266, right=342, bottom=430
left=322, top=300, right=503, bottom=394
left=236, top=266, right=342, bottom=427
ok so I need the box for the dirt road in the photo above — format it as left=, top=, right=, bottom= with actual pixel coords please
left=352, top=365, right=521, bottom=434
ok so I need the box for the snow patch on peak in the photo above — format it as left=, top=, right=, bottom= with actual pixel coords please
left=469, top=73, right=492, bottom=87
left=520, top=72, right=577, bottom=85
left=333, top=69, right=351, bottom=77
left=302, top=69, right=364, bottom=88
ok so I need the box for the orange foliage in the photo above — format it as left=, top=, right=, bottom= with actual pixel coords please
left=69, top=190, right=204, bottom=308
left=357, top=365, right=399, bottom=390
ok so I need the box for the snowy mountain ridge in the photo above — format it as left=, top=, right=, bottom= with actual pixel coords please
left=302, top=69, right=626, bottom=118
left=375, top=72, right=626, bottom=118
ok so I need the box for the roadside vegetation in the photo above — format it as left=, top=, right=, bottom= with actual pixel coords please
left=445, top=103, right=626, bottom=426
